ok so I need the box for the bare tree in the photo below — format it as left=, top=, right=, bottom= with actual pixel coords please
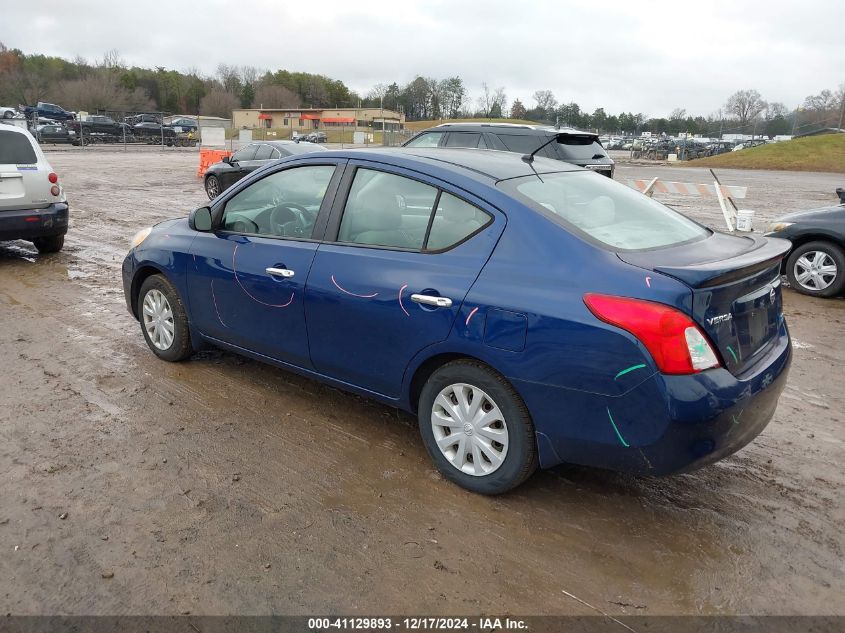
left=252, top=83, right=300, bottom=109
left=367, top=83, right=388, bottom=102
left=725, top=89, right=767, bottom=128
left=56, top=72, right=151, bottom=112
left=216, top=64, right=242, bottom=95
left=533, top=90, right=557, bottom=114
left=200, top=88, right=240, bottom=118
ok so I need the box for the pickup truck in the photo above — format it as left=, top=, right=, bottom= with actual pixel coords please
left=67, top=115, right=127, bottom=138
left=20, top=102, right=76, bottom=121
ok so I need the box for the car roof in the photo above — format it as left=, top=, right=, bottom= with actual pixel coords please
left=306, top=147, right=582, bottom=182
left=260, top=140, right=326, bottom=150
left=0, top=122, right=34, bottom=137
left=431, top=122, right=597, bottom=137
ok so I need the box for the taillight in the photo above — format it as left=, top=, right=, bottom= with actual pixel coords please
left=584, top=294, right=720, bottom=375
left=48, top=172, right=58, bottom=183
left=50, top=185, right=60, bottom=196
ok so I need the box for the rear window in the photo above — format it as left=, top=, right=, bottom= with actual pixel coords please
left=554, top=136, right=608, bottom=161
left=499, top=171, right=709, bottom=251
left=0, top=130, right=38, bottom=164
left=283, top=142, right=327, bottom=155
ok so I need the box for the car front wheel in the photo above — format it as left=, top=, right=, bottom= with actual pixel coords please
left=418, top=360, right=538, bottom=494
left=138, top=275, right=193, bottom=362
left=786, top=241, right=845, bottom=297
left=205, top=174, right=221, bottom=200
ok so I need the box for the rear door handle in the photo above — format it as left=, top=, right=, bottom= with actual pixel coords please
left=411, top=294, right=453, bottom=308
left=266, top=267, right=295, bottom=278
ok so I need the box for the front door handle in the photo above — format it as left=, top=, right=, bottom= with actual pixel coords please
left=411, top=294, right=453, bottom=308
left=266, top=267, right=295, bottom=278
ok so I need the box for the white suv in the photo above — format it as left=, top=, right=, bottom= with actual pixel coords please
left=0, top=123, right=68, bottom=253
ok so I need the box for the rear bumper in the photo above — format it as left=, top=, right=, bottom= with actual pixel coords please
left=524, top=320, right=792, bottom=475
left=0, top=202, right=69, bottom=241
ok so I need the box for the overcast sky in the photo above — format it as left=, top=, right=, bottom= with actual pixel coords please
left=2, top=0, right=843, bottom=117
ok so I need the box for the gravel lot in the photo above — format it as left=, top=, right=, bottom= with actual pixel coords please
left=1, top=147, right=843, bottom=616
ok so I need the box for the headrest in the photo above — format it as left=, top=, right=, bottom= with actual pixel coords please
left=351, top=188, right=403, bottom=231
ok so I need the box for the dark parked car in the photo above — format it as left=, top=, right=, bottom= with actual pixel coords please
left=299, top=131, right=327, bottom=143
left=68, top=115, right=124, bottom=138
left=125, top=113, right=162, bottom=125
left=766, top=188, right=845, bottom=297
left=21, top=101, right=76, bottom=121
left=404, top=123, right=615, bottom=177
left=204, top=140, right=327, bottom=200
left=133, top=122, right=177, bottom=143
left=123, top=148, right=791, bottom=494
left=168, top=117, right=198, bottom=133
left=35, top=124, right=75, bottom=144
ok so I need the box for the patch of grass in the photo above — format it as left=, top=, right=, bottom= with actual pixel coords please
left=688, top=134, right=845, bottom=173
left=403, top=118, right=540, bottom=132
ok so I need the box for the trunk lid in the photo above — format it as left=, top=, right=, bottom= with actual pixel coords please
left=619, top=232, right=790, bottom=374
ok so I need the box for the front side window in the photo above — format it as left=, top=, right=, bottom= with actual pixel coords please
left=231, top=144, right=257, bottom=162
left=338, top=169, right=438, bottom=249
left=221, top=165, right=335, bottom=239
left=405, top=132, right=444, bottom=148
left=253, top=144, right=274, bottom=160
left=500, top=171, right=709, bottom=251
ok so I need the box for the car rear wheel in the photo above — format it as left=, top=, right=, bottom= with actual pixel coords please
left=418, top=360, right=537, bottom=494
left=33, top=235, right=64, bottom=253
left=138, top=275, right=193, bottom=362
left=205, top=175, right=221, bottom=200
left=786, top=241, right=845, bottom=297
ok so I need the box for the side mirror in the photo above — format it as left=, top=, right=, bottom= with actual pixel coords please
left=189, top=206, right=213, bottom=232
left=222, top=155, right=232, bottom=164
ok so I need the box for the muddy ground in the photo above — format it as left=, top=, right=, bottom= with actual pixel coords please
left=1, top=147, right=843, bottom=616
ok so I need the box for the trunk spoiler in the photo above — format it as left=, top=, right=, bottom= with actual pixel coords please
left=620, top=234, right=792, bottom=289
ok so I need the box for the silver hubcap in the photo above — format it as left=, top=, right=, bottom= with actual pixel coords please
left=206, top=177, right=219, bottom=199
left=142, top=289, right=175, bottom=351
left=431, top=383, right=509, bottom=477
left=794, top=251, right=837, bottom=291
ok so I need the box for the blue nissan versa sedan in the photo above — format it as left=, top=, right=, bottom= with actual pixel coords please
left=123, top=145, right=792, bottom=494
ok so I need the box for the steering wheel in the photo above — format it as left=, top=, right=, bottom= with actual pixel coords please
left=270, top=203, right=313, bottom=236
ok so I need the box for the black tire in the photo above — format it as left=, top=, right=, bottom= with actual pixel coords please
left=418, top=360, right=538, bottom=495
left=137, top=275, right=193, bottom=362
left=33, top=234, right=64, bottom=253
left=205, top=174, right=221, bottom=200
left=785, top=240, right=845, bottom=298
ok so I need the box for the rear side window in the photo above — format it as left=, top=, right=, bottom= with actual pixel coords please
left=405, top=132, right=444, bottom=148
left=426, top=193, right=492, bottom=251
left=500, top=171, right=709, bottom=251
left=339, top=169, right=437, bottom=249
left=444, top=132, right=483, bottom=148
left=0, top=131, right=37, bottom=164
left=496, top=134, right=556, bottom=158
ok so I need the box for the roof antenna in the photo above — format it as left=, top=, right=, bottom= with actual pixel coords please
left=521, top=133, right=562, bottom=182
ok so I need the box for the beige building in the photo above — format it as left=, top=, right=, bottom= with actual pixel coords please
left=232, top=107, right=404, bottom=132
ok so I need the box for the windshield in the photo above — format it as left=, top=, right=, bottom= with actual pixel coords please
left=499, top=171, right=709, bottom=251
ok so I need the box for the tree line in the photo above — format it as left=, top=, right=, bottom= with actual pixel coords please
left=1, top=44, right=841, bottom=137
